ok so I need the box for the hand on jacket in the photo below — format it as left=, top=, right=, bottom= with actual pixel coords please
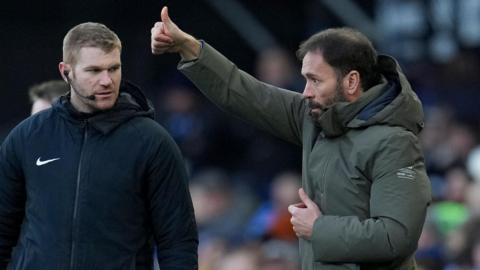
left=288, top=188, right=322, bottom=240
left=151, top=6, right=201, bottom=61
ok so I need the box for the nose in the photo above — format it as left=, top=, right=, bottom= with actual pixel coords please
left=302, top=82, right=313, bottom=99
left=98, top=70, right=113, bottom=86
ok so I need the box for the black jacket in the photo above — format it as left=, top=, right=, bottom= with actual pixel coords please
left=0, top=81, right=198, bottom=270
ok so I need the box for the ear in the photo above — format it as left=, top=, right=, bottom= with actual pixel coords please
left=59, top=62, right=69, bottom=82
left=342, top=70, right=361, bottom=100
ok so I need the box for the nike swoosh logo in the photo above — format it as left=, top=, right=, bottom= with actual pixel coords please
left=36, top=157, right=60, bottom=166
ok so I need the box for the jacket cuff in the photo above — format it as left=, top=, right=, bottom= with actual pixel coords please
left=178, top=40, right=205, bottom=67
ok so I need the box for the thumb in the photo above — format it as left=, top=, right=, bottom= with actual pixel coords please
left=298, top=188, right=315, bottom=207
left=161, top=6, right=172, bottom=25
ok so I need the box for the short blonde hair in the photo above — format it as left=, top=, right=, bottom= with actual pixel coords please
left=62, top=22, right=122, bottom=65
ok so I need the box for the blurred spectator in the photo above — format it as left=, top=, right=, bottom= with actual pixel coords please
left=28, top=80, right=69, bottom=115
left=260, top=240, right=299, bottom=270
left=416, top=217, right=445, bottom=270
left=421, top=107, right=476, bottom=176
left=464, top=182, right=480, bottom=217
left=430, top=167, right=470, bottom=237
left=198, top=237, right=227, bottom=270
left=260, top=257, right=297, bottom=270
left=190, top=168, right=257, bottom=245
left=208, top=240, right=299, bottom=270
left=156, top=84, right=207, bottom=171
left=213, top=245, right=260, bottom=270
left=472, top=240, right=480, bottom=270
left=444, top=218, right=480, bottom=269
left=447, top=125, right=477, bottom=166
left=245, top=171, right=301, bottom=242
left=255, top=47, right=302, bottom=92
left=443, top=167, right=471, bottom=203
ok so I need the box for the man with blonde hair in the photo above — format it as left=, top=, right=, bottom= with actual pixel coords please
left=0, top=22, right=198, bottom=270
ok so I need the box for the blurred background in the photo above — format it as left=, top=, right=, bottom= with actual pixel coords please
left=2, top=0, right=480, bottom=269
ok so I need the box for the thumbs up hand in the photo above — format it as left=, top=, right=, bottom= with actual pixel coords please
left=288, top=188, right=322, bottom=240
left=151, top=6, right=201, bottom=60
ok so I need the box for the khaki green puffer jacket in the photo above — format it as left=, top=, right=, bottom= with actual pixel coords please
left=179, top=42, right=431, bottom=270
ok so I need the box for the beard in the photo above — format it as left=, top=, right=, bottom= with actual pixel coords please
left=307, top=83, right=348, bottom=121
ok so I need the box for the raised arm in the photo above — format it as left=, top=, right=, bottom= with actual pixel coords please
left=151, top=7, right=306, bottom=145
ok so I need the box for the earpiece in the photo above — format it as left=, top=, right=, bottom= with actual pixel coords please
left=63, top=70, right=69, bottom=81
left=63, top=69, right=96, bottom=101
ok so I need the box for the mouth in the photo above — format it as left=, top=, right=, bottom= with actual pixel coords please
left=307, top=101, right=323, bottom=111
left=307, top=101, right=328, bottom=118
left=94, top=91, right=114, bottom=98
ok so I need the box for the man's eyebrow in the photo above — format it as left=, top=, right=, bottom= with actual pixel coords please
left=303, top=73, right=318, bottom=79
left=84, top=63, right=121, bottom=69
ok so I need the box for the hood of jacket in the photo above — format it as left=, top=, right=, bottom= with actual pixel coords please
left=53, top=80, right=155, bottom=134
left=316, top=55, right=424, bottom=137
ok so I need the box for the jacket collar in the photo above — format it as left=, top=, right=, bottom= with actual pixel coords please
left=315, top=55, right=424, bottom=137
left=53, top=80, right=155, bottom=134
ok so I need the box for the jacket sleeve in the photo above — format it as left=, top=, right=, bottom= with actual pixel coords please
left=147, top=127, right=198, bottom=270
left=311, top=131, right=431, bottom=263
left=178, top=42, right=306, bottom=146
left=0, top=129, right=26, bottom=269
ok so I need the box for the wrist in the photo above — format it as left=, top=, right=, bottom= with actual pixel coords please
left=178, top=35, right=201, bottom=61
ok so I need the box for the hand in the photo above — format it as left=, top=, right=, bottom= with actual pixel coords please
left=150, top=6, right=201, bottom=60
left=288, top=188, right=322, bottom=240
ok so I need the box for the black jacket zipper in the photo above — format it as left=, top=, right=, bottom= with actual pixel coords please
left=70, top=122, right=88, bottom=270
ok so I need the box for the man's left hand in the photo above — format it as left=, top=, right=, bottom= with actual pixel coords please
left=288, top=188, right=322, bottom=240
